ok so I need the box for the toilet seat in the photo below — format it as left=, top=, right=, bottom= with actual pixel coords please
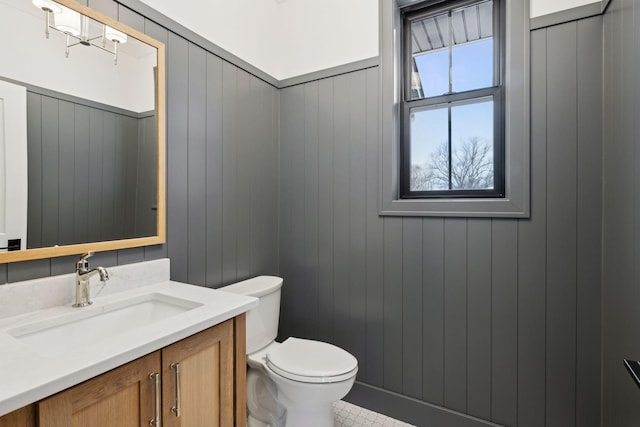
left=265, top=337, right=358, bottom=384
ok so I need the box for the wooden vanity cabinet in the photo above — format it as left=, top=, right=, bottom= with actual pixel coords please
left=32, top=315, right=246, bottom=427
left=0, top=404, right=35, bottom=427
left=162, top=319, right=234, bottom=427
left=38, top=352, right=160, bottom=426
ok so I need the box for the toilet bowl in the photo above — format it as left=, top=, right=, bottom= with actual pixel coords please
left=221, top=276, right=358, bottom=427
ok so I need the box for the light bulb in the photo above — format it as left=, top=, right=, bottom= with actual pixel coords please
left=105, top=26, right=127, bottom=44
left=54, top=6, right=81, bottom=36
left=32, top=0, right=62, bottom=13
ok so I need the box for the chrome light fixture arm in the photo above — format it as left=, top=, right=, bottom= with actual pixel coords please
left=32, top=0, right=127, bottom=65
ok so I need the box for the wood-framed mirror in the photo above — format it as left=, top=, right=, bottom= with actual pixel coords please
left=0, top=0, right=166, bottom=263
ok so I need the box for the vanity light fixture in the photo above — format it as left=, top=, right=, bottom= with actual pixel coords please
left=32, top=0, right=128, bottom=65
left=31, top=0, right=61, bottom=38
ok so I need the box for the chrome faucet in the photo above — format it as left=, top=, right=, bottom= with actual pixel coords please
left=74, top=252, right=109, bottom=307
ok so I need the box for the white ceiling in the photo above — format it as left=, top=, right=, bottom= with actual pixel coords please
left=137, top=0, right=600, bottom=81
left=137, top=0, right=377, bottom=80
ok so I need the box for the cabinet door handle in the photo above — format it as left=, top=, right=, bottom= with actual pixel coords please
left=149, top=372, right=161, bottom=426
left=170, top=362, right=181, bottom=417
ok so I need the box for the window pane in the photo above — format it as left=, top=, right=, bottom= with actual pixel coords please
left=451, top=1, right=494, bottom=92
left=450, top=98, right=494, bottom=190
left=411, top=13, right=449, bottom=99
left=414, top=51, right=449, bottom=98
left=452, top=38, right=493, bottom=92
left=409, top=104, right=449, bottom=191
left=410, top=0, right=494, bottom=99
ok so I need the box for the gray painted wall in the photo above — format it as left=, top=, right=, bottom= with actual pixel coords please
left=134, top=114, right=158, bottom=238
left=0, top=0, right=280, bottom=288
left=25, top=92, right=151, bottom=248
left=278, top=15, right=602, bottom=427
left=602, top=0, right=640, bottom=425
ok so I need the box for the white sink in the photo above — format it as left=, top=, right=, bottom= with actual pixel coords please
left=8, top=293, right=202, bottom=354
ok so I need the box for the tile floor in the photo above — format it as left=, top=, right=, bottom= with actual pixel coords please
left=333, top=400, right=415, bottom=427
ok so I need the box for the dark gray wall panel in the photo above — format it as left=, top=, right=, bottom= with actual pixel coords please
left=100, top=112, right=115, bottom=239
left=443, top=218, right=467, bottom=413
left=256, top=79, right=279, bottom=277
left=466, top=219, right=492, bottom=421
left=235, top=69, right=253, bottom=280
left=364, top=67, right=384, bottom=388
left=162, top=35, right=279, bottom=289
left=289, top=80, right=307, bottom=339
left=278, top=15, right=602, bottom=424
left=50, top=255, right=77, bottom=276
left=332, top=73, right=351, bottom=354
left=278, top=82, right=301, bottom=341
left=382, top=217, right=403, bottom=393
left=165, top=32, right=189, bottom=283
left=87, top=108, right=105, bottom=244
left=187, top=42, right=207, bottom=286
left=602, top=0, right=640, bottom=425
left=58, top=101, right=75, bottom=246
left=401, top=217, right=423, bottom=400
left=8, top=260, right=50, bottom=283
left=41, top=96, right=59, bottom=247
left=23, top=96, right=144, bottom=247
left=221, top=62, right=238, bottom=285
left=490, top=220, right=518, bottom=426
left=135, top=115, right=158, bottom=238
left=421, top=218, right=445, bottom=406
left=348, top=73, right=367, bottom=370
left=546, top=22, right=579, bottom=427
left=575, top=16, right=603, bottom=427
left=205, top=54, right=224, bottom=288
left=517, top=28, right=548, bottom=427
left=317, top=78, right=335, bottom=345
left=73, top=105, right=90, bottom=245
left=26, top=92, right=43, bottom=249
left=303, top=81, right=320, bottom=340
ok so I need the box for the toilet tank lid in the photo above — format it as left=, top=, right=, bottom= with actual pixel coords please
left=221, top=276, right=283, bottom=297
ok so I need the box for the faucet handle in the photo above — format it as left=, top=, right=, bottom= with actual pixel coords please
left=77, top=251, right=94, bottom=270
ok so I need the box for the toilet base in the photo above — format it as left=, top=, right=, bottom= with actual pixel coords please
left=247, top=414, right=271, bottom=427
left=279, top=402, right=334, bottom=427
left=270, top=368, right=355, bottom=427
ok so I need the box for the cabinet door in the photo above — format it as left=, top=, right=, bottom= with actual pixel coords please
left=0, top=405, right=35, bottom=427
left=162, top=319, right=234, bottom=427
left=38, top=352, right=161, bottom=427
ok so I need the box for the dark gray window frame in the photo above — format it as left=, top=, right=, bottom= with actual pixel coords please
left=379, top=0, right=530, bottom=217
left=400, top=0, right=505, bottom=199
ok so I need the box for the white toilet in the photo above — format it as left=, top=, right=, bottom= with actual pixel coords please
left=221, top=276, right=358, bottom=427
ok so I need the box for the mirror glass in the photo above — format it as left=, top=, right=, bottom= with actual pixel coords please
left=0, top=0, right=165, bottom=262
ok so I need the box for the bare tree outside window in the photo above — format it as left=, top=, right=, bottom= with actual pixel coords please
left=411, top=137, right=494, bottom=191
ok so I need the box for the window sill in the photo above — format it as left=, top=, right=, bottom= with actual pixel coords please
left=379, top=197, right=529, bottom=218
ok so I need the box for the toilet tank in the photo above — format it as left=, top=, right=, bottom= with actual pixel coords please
left=220, top=276, right=283, bottom=354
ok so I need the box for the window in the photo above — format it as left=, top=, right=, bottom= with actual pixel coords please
left=401, top=0, right=504, bottom=199
left=379, top=0, right=530, bottom=217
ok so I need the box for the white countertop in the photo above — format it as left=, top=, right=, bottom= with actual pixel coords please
left=0, top=277, right=257, bottom=417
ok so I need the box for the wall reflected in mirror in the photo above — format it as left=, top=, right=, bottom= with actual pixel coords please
left=0, top=0, right=159, bottom=251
